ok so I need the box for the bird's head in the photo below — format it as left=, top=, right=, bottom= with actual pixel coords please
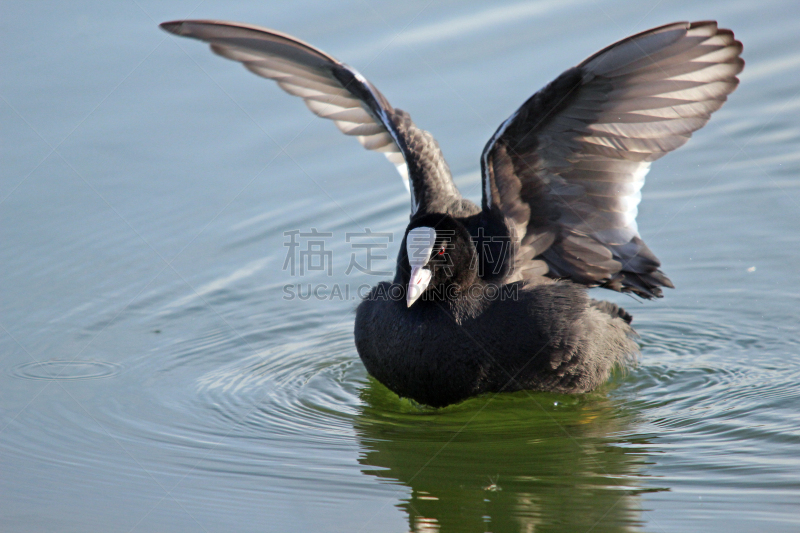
left=401, top=214, right=477, bottom=307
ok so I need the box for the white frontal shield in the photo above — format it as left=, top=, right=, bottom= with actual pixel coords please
left=406, top=226, right=436, bottom=307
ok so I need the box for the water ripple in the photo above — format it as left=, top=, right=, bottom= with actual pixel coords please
left=10, top=360, right=122, bottom=381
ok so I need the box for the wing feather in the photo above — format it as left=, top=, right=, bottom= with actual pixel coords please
left=161, top=20, right=460, bottom=215
left=481, top=21, right=743, bottom=297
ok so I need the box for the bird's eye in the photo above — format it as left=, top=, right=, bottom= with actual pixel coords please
left=438, top=246, right=445, bottom=255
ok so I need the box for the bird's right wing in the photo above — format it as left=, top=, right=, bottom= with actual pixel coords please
left=160, top=20, right=461, bottom=215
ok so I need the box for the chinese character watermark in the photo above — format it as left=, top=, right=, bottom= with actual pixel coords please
left=280, top=227, right=520, bottom=302
left=283, top=228, right=332, bottom=276
left=345, top=229, right=393, bottom=276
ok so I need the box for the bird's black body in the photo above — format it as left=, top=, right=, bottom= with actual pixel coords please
left=356, top=281, right=636, bottom=407
left=161, top=19, right=743, bottom=406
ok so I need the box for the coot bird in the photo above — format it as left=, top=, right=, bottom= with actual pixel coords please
left=161, top=20, right=743, bottom=407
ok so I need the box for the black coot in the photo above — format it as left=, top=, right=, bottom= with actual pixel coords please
left=161, top=20, right=743, bottom=407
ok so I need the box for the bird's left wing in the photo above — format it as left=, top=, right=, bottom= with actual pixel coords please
left=481, top=21, right=743, bottom=297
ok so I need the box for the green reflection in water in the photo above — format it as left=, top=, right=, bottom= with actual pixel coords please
left=355, top=377, right=665, bottom=533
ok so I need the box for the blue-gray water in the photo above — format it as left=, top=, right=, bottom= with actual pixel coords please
left=2, top=1, right=799, bottom=531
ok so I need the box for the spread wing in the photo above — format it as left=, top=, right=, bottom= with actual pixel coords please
left=160, top=20, right=460, bottom=215
left=481, top=21, right=743, bottom=298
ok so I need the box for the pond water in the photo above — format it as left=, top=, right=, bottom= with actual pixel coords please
left=2, top=0, right=799, bottom=531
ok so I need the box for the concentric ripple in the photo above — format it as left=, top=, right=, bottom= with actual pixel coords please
left=10, top=360, right=122, bottom=381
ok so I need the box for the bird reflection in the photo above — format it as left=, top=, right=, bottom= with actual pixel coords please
left=354, top=378, right=662, bottom=532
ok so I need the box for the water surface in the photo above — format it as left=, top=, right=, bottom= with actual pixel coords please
left=2, top=1, right=800, bottom=531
